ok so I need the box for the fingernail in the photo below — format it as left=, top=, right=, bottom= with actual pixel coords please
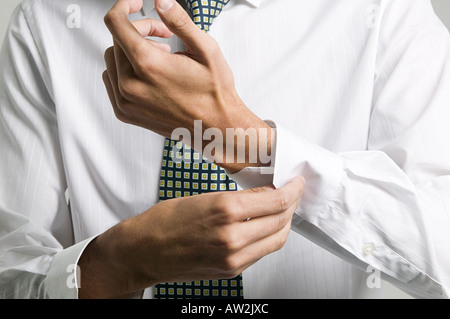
left=158, top=0, right=174, bottom=11
left=292, top=176, right=305, bottom=185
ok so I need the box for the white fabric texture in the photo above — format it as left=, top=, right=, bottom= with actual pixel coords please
left=0, top=0, right=449, bottom=298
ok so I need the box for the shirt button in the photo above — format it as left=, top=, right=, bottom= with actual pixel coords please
left=362, top=243, right=375, bottom=256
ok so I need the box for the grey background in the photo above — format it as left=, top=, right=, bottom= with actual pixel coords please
left=0, top=0, right=449, bottom=299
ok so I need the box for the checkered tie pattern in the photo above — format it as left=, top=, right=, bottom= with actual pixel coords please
left=186, top=0, right=230, bottom=31
left=154, top=0, right=243, bottom=299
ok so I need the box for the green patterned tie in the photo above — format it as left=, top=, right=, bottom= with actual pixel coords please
left=154, top=0, right=243, bottom=299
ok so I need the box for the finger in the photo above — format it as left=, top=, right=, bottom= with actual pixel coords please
left=132, top=18, right=173, bottom=38
left=104, top=0, right=163, bottom=63
left=150, top=41, right=172, bottom=53
left=154, top=0, right=210, bottom=52
left=240, top=221, right=292, bottom=266
left=104, top=0, right=143, bottom=48
left=226, top=176, right=305, bottom=222
left=102, top=71, right=116, bottom=107
left=113, top=38, right=168, bottom=90
left=220, top=222, right=293, bottom=279
left=104, top=47, right=120, bottom=103
left=104, top=46, right=129, bottom=111
left=113, top=39, right=135, bottom=86
left=232, top=199, right=299, bottom=249
left=102, top=70, right=123, bottom=119
left=109, top=41, right=147, bottom=101
left=132, top=19, right=173, bottom=52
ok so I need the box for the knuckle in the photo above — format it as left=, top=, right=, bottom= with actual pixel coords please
left=275, top=192, right=290, bottom=211
left=115, top=94, right=129, bottom=111
left=206, top=39, right=221, bottom=57
left=132, top=41, right=148, bottom=61
left=275, top=233, right=288, bottom=251
left=224, top=237, right=238, bottom=252
left=218, top=227, right=241, bottom=252
left=104, top=11, right=120, bottom=29
left=104, top=47, right=114, bottom=63
left=276, top=212, right=288, bottom=231
left=118, top=78, right=137, bottom=101
left=112, top=93, right=133, bottom=121
left=248, top=186, right=267, bottom=193
left=133, top=52, right=159, bottom=81
left=172, top=12, right=192, bottom=30
left=266, top=228, right=290, bottom=254
left=221, top=255, right=240, bottom=274
left=134, top=65, right=150, bottom=82
left=132, top=48, right=151, bottom=73
left=203, top=41, right=223, bottom=64
left=213, top=195, right=235, bottom=222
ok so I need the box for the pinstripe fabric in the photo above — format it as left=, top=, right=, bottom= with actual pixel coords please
left=1, top=0, right=450, bottom=299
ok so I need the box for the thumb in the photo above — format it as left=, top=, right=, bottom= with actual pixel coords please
left=155, top=0, right=209, bottom=52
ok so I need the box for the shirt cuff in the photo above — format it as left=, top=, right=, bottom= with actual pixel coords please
left=267, top=124, right=443, bottom=297
left=46, top=236, right=98, bottom=299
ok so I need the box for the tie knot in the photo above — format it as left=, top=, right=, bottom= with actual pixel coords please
left=185, top=0, right=230, bottom=31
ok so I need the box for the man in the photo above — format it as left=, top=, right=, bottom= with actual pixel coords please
left=0, top=0, right=449, bottom=299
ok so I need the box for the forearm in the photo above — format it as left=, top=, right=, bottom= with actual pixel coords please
left=77, top=221, right=148, bottom=299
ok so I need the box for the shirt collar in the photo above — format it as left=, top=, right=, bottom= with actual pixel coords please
left=141, top=0, right=261, bottom=16
left=245, top=0, right=261, bottom=7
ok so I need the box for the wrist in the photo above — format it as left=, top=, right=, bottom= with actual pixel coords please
left=223, top=116, right=274, bottom=173
left=169, top=93, right=275, bottom=174
left=207, top=99, right=275, bottom=173
left=77, top=222, right=144, bottom=299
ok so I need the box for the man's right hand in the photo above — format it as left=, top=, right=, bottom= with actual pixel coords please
left=78, top=176, right=305, bottom=298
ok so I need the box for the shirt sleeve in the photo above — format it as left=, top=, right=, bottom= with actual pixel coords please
left=230, top=0, right=450, bottom=299
left=0, top=4, right=89, bottom=299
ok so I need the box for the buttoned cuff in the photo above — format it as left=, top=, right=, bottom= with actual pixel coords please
left=268, top=123, right=443, bottom=298
left=46, top=236, right=98, bottom=299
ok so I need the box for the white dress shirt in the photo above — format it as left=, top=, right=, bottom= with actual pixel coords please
left=0, top=0, right=449, bottom=299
